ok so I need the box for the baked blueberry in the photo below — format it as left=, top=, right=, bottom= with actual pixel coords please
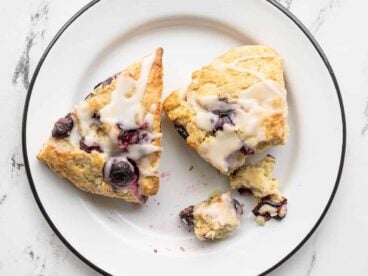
left=52, top=114, right=74, bottom=138
left=117, top=126, right=148, bottom=150
left=174, top=123, right=189, bottom=139
left=213, top=109, right=234, bottom=132
left=103, top=157, right=138, bottom=188
left=79, top=140, right=103, bottom=153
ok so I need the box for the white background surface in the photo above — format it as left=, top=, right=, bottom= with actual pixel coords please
left=0, top=0, right=366, bottom=275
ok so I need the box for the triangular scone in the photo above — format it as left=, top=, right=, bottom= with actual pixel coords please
left=163, top=45, right=288, bottom=175
left=38, top=48, right=163, bottom=204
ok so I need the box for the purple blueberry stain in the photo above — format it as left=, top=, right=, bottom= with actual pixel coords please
left=232, top=198, right=244, bottom=215
left=252, top=196, right=288, bottom=221
left=212, top=109, right=235, bottom=132
left=179, top=205, right=195, bottom=229
left=117, top=125, right=149, bottom=151
left=240, top=146, right=255, bottom=156
left=79, top=140, right=103, bottom=153
left=52, top=113, right=74, bottom=138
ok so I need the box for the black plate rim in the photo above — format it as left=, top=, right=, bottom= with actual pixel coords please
left=21, top=1, right=346, bottom=275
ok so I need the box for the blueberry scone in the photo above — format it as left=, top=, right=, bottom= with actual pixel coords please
left=163, top=45, right=288, bottom=175
left=179, top=192, right=243, bottom=241
left=38, top=48, right=163, bottom=204
left=230, top=155, right=287, bottom=225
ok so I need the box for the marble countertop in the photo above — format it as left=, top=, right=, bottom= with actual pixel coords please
left=1, top=0, right=366, bottom=275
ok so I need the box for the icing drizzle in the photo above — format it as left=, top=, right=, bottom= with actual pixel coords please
left=190, top=54, right=287, bottom=173
left=71, top=51, right=161, bottom=187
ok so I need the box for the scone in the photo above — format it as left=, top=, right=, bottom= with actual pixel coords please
left=179, top=192, right=243, bottom=241
left=163, top=45, right=288, bottom=175
left=38, top=48, right=163, bottom=204
left=230, top=155, right=287, bottom=225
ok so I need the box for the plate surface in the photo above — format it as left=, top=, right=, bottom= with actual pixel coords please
left=23, top=0, right=345, bottom=275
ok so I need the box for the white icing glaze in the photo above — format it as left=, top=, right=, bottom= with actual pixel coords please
left=258, top=204, right=278, bottom=217
left=74, top=102, right=115, bottom=154
left=71, top=51, right=161, bottom=183
left=137, top=156, right=159, bottom=177
left=187, top=92, right=218, bottom=131
left=75, top=101, right=91, bottom=136
left=99, top=52, right=156, bottom=129
left=198, top=125, right=243, bottom=172
left=235, top=80, right=287, bottom=147
left=194, top=193, right=240, bottom=226
left=150, top=103, right=157, bottom=113
left=212, top=54, right=277, bottom=83
left=126, top=144, right=161, bottom=160
left=144, top=112, right=154, bottom=127
left=69, top=117, right=81, bottom=146
left=185, top=53, right=287, bottom=172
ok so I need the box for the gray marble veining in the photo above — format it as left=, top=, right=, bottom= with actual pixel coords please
left=13, top=1, right=49, bottom=91
left=311, top=0, right=342, bottom=33
left=277, top=0, right=293, bottom=10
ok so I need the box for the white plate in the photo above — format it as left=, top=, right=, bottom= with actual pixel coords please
left=22, top=0, right=345, bottom=275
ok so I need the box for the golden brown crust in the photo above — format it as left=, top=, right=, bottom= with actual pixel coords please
left=230, top=155, right=280, bottom=198
left=140, top=48, right=163, bottom=196
left=38, top=49, right=163, bottom=203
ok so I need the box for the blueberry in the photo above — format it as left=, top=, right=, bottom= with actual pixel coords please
left=103, top=158, right=138, bottom=187
left=179, top=205, right=194, bottom=229
left=52, top=114, right=73, bottom=138
left=212, top=109, right=234, bottom=132
left=174, top=123, right=189, bottom=139
left=232, top=198, right=243, bottom=215
left=117, top=126, right=148, bottom=151
left=79, top=140, right=103, bottom=153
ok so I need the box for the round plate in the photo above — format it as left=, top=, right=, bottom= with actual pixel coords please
left=22, top=0, right=345, bottom=275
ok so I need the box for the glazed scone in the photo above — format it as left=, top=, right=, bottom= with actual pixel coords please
left=163, top=45, right=288, bottom=175
left=179, top=192, right=243, bottom=241
left=38, top=48, right=163, bottom=204
left=230, top=155, right=287, bottom=224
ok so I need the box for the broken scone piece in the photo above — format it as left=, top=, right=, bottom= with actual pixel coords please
left=230, top=155, right=287, bottom=225
left=38, top=48, right=163, bottom=204
left=179, top=192, right=243, bottom=241
left=163, top=45, right=288, bottom=175
left=252, top=194, right=287, bottom=225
